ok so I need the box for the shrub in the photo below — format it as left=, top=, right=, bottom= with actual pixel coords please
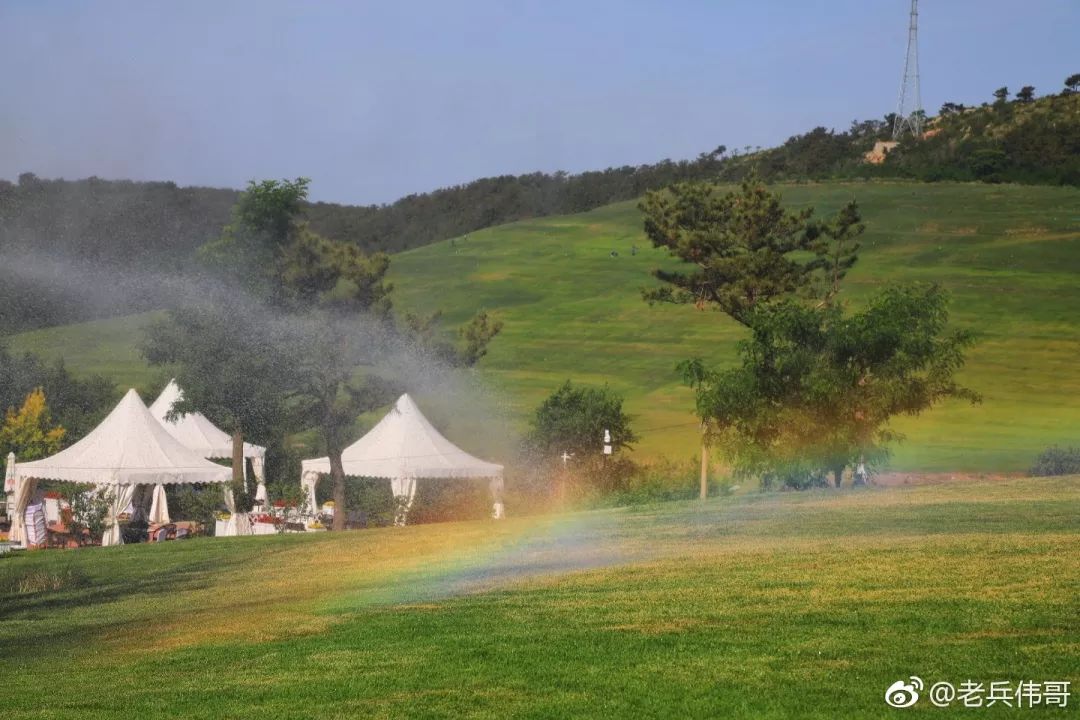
left=407, top=477, right=494, bottom=524
left=312, top=476, right=494, bottom=527
left=1030, top=446, right=1080, bottom=476
left=526, top=381, right=638, bottom=465
left=600, top=457, right=700, bottom=506
left=63, top=485, right=112, bottom=545
left=168, top=484, right=226, bottom=534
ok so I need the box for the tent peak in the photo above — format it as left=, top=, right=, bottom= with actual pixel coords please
left=149, top=379, right=265, bottom=461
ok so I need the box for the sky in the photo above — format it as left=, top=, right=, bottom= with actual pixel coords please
left=1, top=0, right=1076, bottom=205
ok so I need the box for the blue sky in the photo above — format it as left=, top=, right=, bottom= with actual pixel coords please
left=1, top=0, right=1076, bottom=204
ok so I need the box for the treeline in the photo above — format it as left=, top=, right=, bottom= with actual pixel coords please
left=0, top=344, right=117, bottom=447
left=0, top=161, right=724, bottom=334
left=882, top=88, right=1080, bottom=185
left=725, top=78, right=1080, bottom=186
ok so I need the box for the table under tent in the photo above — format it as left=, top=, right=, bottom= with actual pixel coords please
left=6, top=389, right=232, bottom=547
left=149, top=379, right=268, bottom=516
left=300, top=393, right=504, bottom=526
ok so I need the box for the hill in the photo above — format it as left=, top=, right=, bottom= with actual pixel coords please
left=5, top=85, right=1077, bottom=336
left=1, top=477, right=1076, bottom=718
left=0, top=160, right=723, bottom=334
left=11, top=181, right=1080, bottom=473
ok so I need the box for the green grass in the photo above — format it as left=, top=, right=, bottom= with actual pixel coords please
left=6, top=311, right=164, bottom=391
left=388, top=181, right=1080, bottom=471
left=9, top=181, right=1080, bottom=472
left=1, top=477, right=1077, bottom=718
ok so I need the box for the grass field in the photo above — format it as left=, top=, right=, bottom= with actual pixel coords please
left=391, top=181, right=1080, bottom=472
left=9, top=181, right=1080, bottom=472
left=1, top=476, right=1076, bottom=718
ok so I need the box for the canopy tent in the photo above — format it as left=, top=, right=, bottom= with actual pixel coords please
left=300, top=394, right=504, bottom=525
left=149, top=380, right=268, bottom=508
left=7, top=389, right=232, bottom=546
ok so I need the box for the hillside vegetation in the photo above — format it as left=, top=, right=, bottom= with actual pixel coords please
left=4, top=84, right=1077, bottom=335
left=12, top=181, right=1080, bottom=473
left=1, top=477, right=1076, bottom=718
left=0, top=162, right=723, bottom=334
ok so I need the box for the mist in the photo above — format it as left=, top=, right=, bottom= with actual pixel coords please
left=0, top=239, right=519, bottom=465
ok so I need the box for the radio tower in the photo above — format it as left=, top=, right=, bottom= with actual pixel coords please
left=892, top=0, right=923, bottom=140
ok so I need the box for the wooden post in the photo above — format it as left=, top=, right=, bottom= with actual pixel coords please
left=699, top=430, right=708, bottom=500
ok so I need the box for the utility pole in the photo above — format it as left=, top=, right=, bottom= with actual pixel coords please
left=892, top=0, right=924, bottom=140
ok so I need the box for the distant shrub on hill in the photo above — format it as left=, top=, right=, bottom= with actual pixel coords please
left=1030, top=446, right=1080, bottom=477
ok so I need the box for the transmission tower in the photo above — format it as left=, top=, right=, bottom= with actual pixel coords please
left=892, top=0, right=924, bottom=140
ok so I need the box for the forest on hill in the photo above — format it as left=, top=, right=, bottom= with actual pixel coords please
left=2, top=75, right=1076, bottom=335
left=0, top=163, right=724, bottom=333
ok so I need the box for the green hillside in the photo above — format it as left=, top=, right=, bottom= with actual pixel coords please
left=10, top=181, right=1080, bottom=472
left=388, top=181, right=1080, bottom=472
left=2, top=478, right=1077, bottom=718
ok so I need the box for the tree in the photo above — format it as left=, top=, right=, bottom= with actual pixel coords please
left=0, top=345, right=115, bottom=440
left=151, top=175, right=500, bottom=530
left=0, top=388, right=65, bottom=470
left=141, top=302, right=296, bottom=503
left=680, top=286, right=979, bottom=489
left=199, top=178, right=311, bottom=307
left=144, top=178, right=395, bottom=508
left=527, top=381, right=637, bottom=461
left=644, top=179, right=976, bottom=488
left=1016, top=86, right=1036, bottom=103
left=639, top=176, right=862, bottom=325
left=287, top=316, right=399, bottom=529
left=939, top=102, right=968, bottom=117
left=1064, top=74, right=1080, bottom=95
left=809, top=200, right=863, bottom=303
left=969, top=148, right=1009, bottom=181
left=993, top=86, right=1010, bottom=103
left=292, top=308, right=501, bottom=530
left=404, top=310, right=505, bottom=367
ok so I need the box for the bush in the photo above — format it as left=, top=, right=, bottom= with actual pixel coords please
left=599, top=457, right=700, bottom=506
left=1030, top=446, right=1080, bottom=476
left=527, top=381, right=638, bottom=465
left=313, top=476, right=494, bottom=527
left=407, top=477, right=494, bottom=524
left=63, top=484, right=112, bottom=545
left=168, top=484, right=227, bottom=533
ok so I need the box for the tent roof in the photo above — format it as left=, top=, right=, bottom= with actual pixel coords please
left=301, top=394, right=503, bottom=480
left=13, top=389, right=232, bottom=486
left=149, top=380, right=265, bottom=460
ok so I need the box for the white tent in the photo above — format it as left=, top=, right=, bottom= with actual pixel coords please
left=8, top=389, right=232, bottom=546
left=300, top=394, right=504, bottom=525
left=149, top=380, right=268, bottom=507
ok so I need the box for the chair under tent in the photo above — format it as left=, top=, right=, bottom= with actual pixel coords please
left=300, top=394, right=505, bottom=526
left=5, top=389, right=233, bottom=547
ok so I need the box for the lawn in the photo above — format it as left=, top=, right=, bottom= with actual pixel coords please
left=9, top=181, right=1080, bottom=472
left=0, top=476, right=1077, bottom=718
